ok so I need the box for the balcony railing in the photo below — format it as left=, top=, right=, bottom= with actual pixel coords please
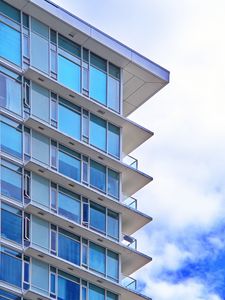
left=122, top=234, right=137, bottom=250
left=123, top=155, right=138, bottom=169
left=122, top=276, right=137, bottom=291
left=123, top=196, right=137, bottom=210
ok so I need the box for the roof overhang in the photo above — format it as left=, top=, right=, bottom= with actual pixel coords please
left=5, top=0, right=169, bottom=117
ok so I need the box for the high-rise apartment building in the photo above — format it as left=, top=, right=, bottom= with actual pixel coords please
left=0, top=1, right=169, bottom=299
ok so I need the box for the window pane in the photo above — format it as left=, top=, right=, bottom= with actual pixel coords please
left=1, top=162, right=22, bottom=202
left=59, top=150, right=81, bottom=181
left=107, top=250, right=119, bottom=281
left=58, top=232, right=80, bottom=265
left=109, top=63, right=120, bottom=79
left=108, top=169, right=119, bottom=199
left=0, top=22, right=21, bottom=66
left=0, top=250, right=22, bottom=287
left=59, top=102, right=81, bottom=140
left=0, top=1, right=21, bottom=22
left=89, top=284, right=105, bottom=300
left=0, top=289, right=21, bottom=300
left=32, top=173, right=50, bottom=208
left=90, top=53, right=107, bottom=72
left=58, top=55, right=81, bottom=92
left=0, top=72, right=22, bottom=115
left=90, top=160, right=106, bottom=192
left=58, top=275, right=80, bottom=300
left=1, top=204, right=22, bottom=244
left=31, top=259, right=49, bottom=295
left=108, top=123, right=120, bottom=158
left=31, top=216, right=49, bottom=251
left=107, top=210, right=119, bottom=240
left=32, top=131, right=50, bottom=165
left=90, top=66, right=106, bottom=105
left=107, top=291, right=118, bottom=300
left=89, top=242, right=105, bottom=274
left=90, top=114, right=106, bottom=151
left=31, top=18, right=49, bottom=39
left=32, top=82, right=50, bottom=122
left=1, top=119, right=22, bottom=158
left=58, top=190, right=81, bottom=223
left=108, top=76, right=120, bottom=112
left=90, top=202, right=106, bottom=233
left=58, top=34, right=81, bottom=57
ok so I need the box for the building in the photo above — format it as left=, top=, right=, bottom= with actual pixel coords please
left=0, top=0, right=169, bottom=299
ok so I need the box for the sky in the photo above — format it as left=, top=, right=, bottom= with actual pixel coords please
left=51, top=1, right=225, bottom=299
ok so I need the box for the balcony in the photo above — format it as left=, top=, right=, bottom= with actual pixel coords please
left=23, top=66, right=154, bottom=155
left=122, top=276, right=137, bottom=291
left=24, top=158, right=152, bottom=235
left=23, top=288, right=51, bottom=300
left=123, top=155, right=138, bottom=170
left=24, top=198, right=150, bottom=276
left=24, top=115, right=152, bottom=198
left=123, top=196, right=138, bottom=210
left=24, top=244, right=151, bottom=300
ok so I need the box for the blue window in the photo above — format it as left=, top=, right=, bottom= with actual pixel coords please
left=108, top=124, right=120, bottom=158
left=107, top=291, right=118, bottom=300
left=1, top=116, right=22, bottom=158
left=107, top=210, right=119, bottom=240
left=58, top=229, right=80, bottom=266
left=0, top=68, right=22, bottom=115
left=108, top=169, right=119, bottom=199
left=107, top=250, right=119, bottom=281
left=0, top=22, right=21, bottom=66
left=1, top=160, right=22, bottom=202
left=90, top=160, right=106, bottom=192
left=0, top=247, right=22, bottom=287
left=59, top=146, right=81, bottom=181
left=108, top=63, right=120, bottom=113
left=58, top=55, right=81, bottom=92
left=89, top=284, right=105, bottom=300
left=58, top=187, right=81, bottom=223
left=90, top=202, right=106, bottom=234
left=58, top=98, right=81, bottom=140
left=58, top=34, right=81, bottom=57
left=0, top=1, right=21, bottom=23
left=90, top=66, right=106, bottom=105
left=89, top=242, right=105, bottom=275
left=58, top=273, right=80, bottom=300
left=0, top=289, right=21, bottom=300
left=90, top=114, right=106, bottom=151
left=1, top=203, right=22, bottom=244
left=31, top=18, right=49, bottom=73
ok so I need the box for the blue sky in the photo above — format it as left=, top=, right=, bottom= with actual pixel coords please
left=51, top=1, right=225, bottom=299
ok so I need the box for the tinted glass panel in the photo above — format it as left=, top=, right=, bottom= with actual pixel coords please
left=0, top=289, right=21, bottom=300
left=59, top=101, right=81, bottom=140
left=90, top=66, right=106, bottom=105
left=108, top=123, right=120, bottom=158
left=58, top=55, right=80, bottom=92
left=0, top=250, right=22, bottom=287
left=31, top=259, right=49, bottom=295
left=90, top=202, right=106, bottom=233
left=1, top=204, right=22, bottom=244
left=0, top=1, right=21, bottom=22
left=0, top=72, right=21, bottom=115
left=89, top=284, right=104, bottom=300
left=58, top=232, right=80, bottom=265
left=90, top=114, right=106, bottom=151
left=1, top=119, right=22, bottom=158
left=90, top=160, right=106, bottom=192
left=107, top=250, right=119, bottom=281
left=32, top=173, right=50, bottom=208
left=109, top=63, right=120, bottom=79
left=107, top=210, right=119, bottom=240
left=1, top=161, right=22, bottom=202
left=58, top=190, right=81, bottom=223
left=58, top=276, right=80, bottom=300
left=89, top=242, right=105, bottom=274
left=90, top=53, right=107, bottom=72
left=107, top=291, right=118, bottom=300
left=32, top=131, right=50, bottom=165
left=0, top=22, right=21, bottom=66
left=108, top=76, right=120, bottom=112
left=32, top=216, right=49, bottom=251
left=58, top=34, right=81, bottom=57
left=32, top=82, right=50, bottom=122
left=108, top=169, right=119, bottom=199
left=59, top=150, right=81, bottom=181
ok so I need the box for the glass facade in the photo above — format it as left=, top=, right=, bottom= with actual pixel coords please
left=0, top=1, right=154, bottom=300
